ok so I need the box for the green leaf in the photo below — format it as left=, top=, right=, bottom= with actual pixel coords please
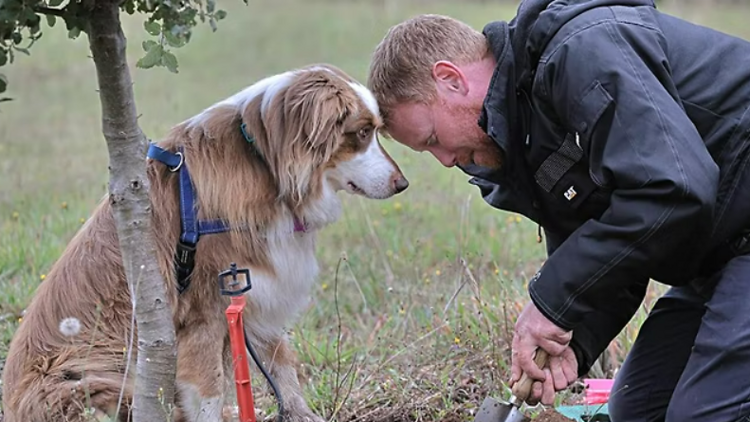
left=123, top=0, right=135, bottom=15
left=45, top=14, right=56, bottom=28
left=161, top=50, right=178, bottom=73
left=13, top=47, right=29, bottom=55
left=0, top=74, right=7, bottom=93
left=0, top=50, right=6, bottom=66
left=68, top=26, right=81, bottom=39
left=144, top=20, right=161, bottom=36
left=136, top=42, right=163, bottom=69
left=215, top=10, right=227, bottom=20
left=0, top=97, right=12, bottom=103
left=22, top=8, right=38, bottom=27
left=49, top=0, right=64, bottom=7
left=206, top=0, right=215, bottom=13
left=163, top=30, right=186, bottom=48
left=209, top=17, right=217, bottom=32
left=142, top=40, right=157, bottom=51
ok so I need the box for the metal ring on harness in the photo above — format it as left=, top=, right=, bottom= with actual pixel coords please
left=169, top=151, right=184, bottom=172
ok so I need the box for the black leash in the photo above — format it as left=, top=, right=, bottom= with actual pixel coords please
left=244, top=328, right=285, bottom=422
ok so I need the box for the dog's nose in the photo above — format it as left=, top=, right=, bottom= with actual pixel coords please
left=393, top=175, right=409, bottom=193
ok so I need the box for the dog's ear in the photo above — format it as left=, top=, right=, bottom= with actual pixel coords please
left=259, top=70, right=356, bottom=206
left=284, top=70, right=354, bottom=158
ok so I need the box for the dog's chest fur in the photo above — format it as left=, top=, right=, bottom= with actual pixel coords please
left=245, top=228, right=319, bottom=339
left=243, top=186, right=342, bottom=340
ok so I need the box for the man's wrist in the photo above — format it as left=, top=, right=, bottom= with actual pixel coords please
left=528, top=282, right=574, bottom=332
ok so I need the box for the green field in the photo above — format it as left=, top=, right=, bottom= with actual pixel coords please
left=1, top=0, right=748, bottom=420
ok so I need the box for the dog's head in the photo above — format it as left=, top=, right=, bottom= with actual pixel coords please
left=229, top=65, right=409, bottom=207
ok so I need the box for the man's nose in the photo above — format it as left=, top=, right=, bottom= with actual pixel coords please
left=430, top=149, right=457, bottom=168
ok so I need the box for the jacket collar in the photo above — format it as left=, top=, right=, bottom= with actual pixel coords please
left=472, top=19, right=527, bottom=180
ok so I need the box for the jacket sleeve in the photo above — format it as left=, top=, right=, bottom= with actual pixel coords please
left=544, top=228, right=647, bottom=376
left=529, top=18, right=719, bottom=331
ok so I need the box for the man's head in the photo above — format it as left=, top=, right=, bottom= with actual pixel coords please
left=367, top=14, right=503, bottom=169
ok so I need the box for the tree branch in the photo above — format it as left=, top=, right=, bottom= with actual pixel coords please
left=33, top=6, right=67, bottom=17
left=85, top=0, right=177, bottom=420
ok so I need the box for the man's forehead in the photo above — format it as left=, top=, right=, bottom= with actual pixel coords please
left=386, top=103, right=432, bottom=144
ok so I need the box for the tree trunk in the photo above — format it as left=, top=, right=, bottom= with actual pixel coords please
left=86, top=1, right=177, bottom=420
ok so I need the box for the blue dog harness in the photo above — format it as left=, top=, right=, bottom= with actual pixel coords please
left=147, top=143, right=234, bottom=293
left=146, top=125, right=306, bottom=294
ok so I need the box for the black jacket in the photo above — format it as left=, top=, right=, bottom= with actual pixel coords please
left=461, top=0, right=750, bottom=375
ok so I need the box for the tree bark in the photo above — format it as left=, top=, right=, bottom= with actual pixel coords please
left=86, top=1, right=177, bottom=420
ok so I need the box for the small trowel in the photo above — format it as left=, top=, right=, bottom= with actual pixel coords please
left=474, top=349, right=550, bottom=422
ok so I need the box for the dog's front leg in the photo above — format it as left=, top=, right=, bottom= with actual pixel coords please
left=175, top=323, right=227, bottom=422
left=249, top=332, right=324, bottom=422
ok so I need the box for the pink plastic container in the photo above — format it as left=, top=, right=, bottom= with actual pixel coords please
left=584, top=378, right=615, bottom=405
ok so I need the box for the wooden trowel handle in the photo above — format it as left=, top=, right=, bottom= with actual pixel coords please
left=511, top=348, right=550, bottom=402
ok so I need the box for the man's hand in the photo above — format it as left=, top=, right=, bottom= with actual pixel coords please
left=510, top=301, right=573, bottom=403
left=527, top=347, right=579, bottom=405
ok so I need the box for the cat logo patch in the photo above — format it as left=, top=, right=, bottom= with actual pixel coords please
left=564, top=186, right=577, bottom=201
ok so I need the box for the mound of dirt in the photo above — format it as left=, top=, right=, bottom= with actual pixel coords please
left=534, top=409, right=576, bottom=422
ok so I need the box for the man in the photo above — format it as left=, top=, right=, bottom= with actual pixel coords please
left=367, top=0, right=750, bottom=420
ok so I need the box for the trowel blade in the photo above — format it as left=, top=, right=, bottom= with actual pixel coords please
left=474, top=397, right=530, bottom=422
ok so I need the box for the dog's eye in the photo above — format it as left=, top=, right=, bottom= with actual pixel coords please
left=357, top=126, right=372, bottom=141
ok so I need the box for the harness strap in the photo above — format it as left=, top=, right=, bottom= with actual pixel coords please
left=148, top=143, right=233, bottom=293
left=534, top=133, right=583, bottom=193
left=147, top=138, right=308, bottom=294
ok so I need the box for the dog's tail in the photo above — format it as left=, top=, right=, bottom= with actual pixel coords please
left=5, top=353, right=133, bottom=422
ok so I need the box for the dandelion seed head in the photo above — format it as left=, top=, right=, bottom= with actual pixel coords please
left=59, top=317, right=81, bottom=337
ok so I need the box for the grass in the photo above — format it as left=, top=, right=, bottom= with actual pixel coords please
left=1, top=0, right=749, bottom=420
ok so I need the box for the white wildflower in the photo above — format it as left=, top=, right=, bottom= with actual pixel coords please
left=59, top=317, right=81, bottom=337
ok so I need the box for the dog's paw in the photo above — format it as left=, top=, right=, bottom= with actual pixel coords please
left=262, top=411, right=325, bottom=422
left=271, top=395, right=326, bottom=422
left=283, top=414, right=326, bottom=422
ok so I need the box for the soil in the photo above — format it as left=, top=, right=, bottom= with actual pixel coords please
left=533, top=409, right=577, bottom=422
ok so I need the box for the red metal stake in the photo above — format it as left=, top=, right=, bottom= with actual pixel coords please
left=226, top=294, right=256, bottom=422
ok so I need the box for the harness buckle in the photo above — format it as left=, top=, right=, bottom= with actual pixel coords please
left=174, top=240, right=196, bottom=293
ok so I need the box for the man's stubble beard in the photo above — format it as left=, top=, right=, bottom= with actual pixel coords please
left=472, top=137, right=504, bottom=169
left=466, top=107, right=504, bottom=169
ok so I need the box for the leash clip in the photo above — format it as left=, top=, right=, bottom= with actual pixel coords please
left=218, top=262, right=252, bottom=296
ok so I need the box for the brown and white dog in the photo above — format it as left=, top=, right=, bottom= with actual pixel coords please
left=1, top=64, right=408, bottom=422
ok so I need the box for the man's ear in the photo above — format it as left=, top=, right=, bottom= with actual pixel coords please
left=432, top=60, right=469, bottom=97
